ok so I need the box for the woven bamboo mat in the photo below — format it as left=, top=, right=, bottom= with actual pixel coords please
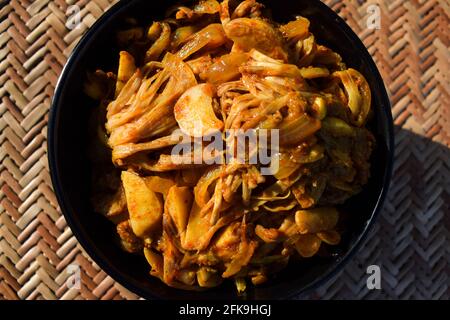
left=0, top=0, right=448, bottom=300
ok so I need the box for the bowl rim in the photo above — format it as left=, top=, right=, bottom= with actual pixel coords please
left=48, top=0, right=394, bottom=300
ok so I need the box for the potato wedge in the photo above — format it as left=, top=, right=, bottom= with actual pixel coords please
left=295, top=207, right=339, bottom=234
left=182, top=202, right=212, bottom=250
left=280, top=17, right=310, bottom=41
left=316, top=230, right=341, bottom=245
left=121, top=171, right=163, bottom=238
left=165, top=186, right=193, bottom=235
left=200, top=52, right=249, bottom=85
left=115, top=51, right=136, bottom=97
left=294, top=234, right=322, bottom=258
left=174, top=83, right=223, bottom=137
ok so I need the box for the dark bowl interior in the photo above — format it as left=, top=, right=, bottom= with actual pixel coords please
left=48, top=0, right=394, bottom=300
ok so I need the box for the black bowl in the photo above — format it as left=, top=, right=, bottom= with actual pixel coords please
left=48, top=0, right=394, bottom=300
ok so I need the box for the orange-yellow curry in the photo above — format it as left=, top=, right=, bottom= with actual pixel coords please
left=85, top=0, right=374, bottom=292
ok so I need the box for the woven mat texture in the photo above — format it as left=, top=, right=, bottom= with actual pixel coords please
left=0, top=0, right=449, bottom=300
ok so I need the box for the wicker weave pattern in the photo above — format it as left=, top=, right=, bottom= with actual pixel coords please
left=0, top=0, right=448, bottom=300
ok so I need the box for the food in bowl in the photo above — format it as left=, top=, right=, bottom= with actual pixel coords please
left=85, top=0, right=375, bottom=292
